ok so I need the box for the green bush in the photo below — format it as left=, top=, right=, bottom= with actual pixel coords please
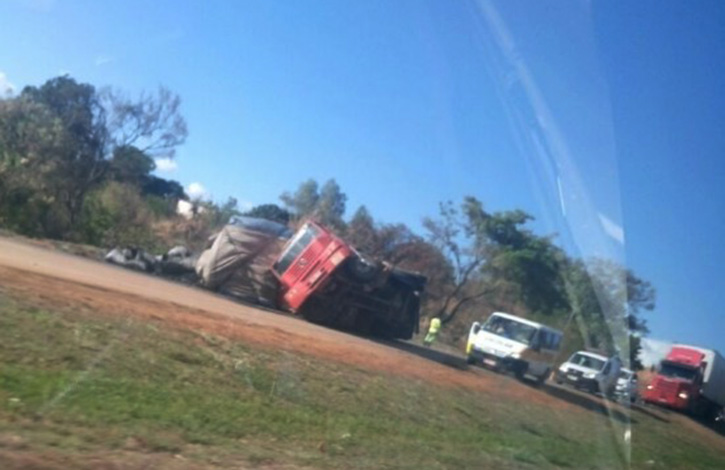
left=79, top=182, right=157, bottom=248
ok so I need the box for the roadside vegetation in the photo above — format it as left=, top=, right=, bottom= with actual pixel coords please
left=0, top=75, right=654, bottom=363
left=1, top=292, right=722, bottom=470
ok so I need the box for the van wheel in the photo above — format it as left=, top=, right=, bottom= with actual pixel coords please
left=534, top=369, right=549, bottom=387
left=514, top=363, right=528, bottom=380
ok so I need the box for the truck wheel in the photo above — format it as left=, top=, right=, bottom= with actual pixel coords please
left=466, top=355, right=476, bottom=365
left=345, top=255, right=381, bottom=283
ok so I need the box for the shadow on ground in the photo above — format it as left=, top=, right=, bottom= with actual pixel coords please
left=542, top=384, right=637, bottom=425
left=378, top=340, right=470, bottom=371
left=631, top=403, right=671, bottom=423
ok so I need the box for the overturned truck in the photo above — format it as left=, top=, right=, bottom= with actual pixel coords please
left=195, top=217, right=426, bottom=339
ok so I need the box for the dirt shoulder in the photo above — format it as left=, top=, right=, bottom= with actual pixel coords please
left=0, top=236, right=553, bottom=405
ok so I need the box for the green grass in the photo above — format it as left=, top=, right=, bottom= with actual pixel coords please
left=0, top=294, right=723, bottom=469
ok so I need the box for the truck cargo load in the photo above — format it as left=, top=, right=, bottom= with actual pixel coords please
left=684, top=346, right=725, bottom=408
left=195, top=216, right=292, bottom=307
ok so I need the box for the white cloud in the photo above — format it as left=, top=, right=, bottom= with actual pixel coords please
left=639, top=338, right=672, bottom=367
left=95, top=55, right=114, bottom=66
left=0, top=71, right=15, bottom=96
left=186, top=182, right=207, bottom=199
left=598, top=212, right=625, bottom=244
left=154, top=157, right=178, bottom=173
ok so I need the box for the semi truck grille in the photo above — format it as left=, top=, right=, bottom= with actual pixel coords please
left=288, top=243, right=324, bottom=280
left=657, top=379, right=678, bottom=394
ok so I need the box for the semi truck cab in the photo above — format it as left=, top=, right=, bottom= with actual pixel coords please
left=272, top=221, right=426, bottom=339
left=644, top=347, right=704, bottom=411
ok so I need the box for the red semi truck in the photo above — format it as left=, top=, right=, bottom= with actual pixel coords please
left=643, top=345, right=725, bottom=423
left=271, top=221, right=426, bottom=339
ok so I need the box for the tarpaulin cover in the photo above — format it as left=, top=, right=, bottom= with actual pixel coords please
left=196, top=217, right=291, bottom=306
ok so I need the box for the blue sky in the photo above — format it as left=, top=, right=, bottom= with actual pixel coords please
left=1, top=0, right=723, bottom=352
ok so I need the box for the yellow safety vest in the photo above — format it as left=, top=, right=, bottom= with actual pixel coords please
left=428, top=318, right=441, bottom=334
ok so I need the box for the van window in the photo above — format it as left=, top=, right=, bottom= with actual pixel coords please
left=548, top=333, right=561, bottom=351
left=483, top=316, right=537, bottom=345
left=538, top=331, right=549, bottom=349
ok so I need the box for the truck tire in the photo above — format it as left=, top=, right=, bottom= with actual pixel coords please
left=345, top=255, right=381, bottom=283
left=466, top=355, right=476, bottom=365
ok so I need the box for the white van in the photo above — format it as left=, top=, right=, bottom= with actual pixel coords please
left=555, top=351, right=622, bottom=396
left=466, top=312, right=564, bottom=384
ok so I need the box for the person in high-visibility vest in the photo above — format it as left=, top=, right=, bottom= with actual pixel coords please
left=424, top=317, right=441, bottom=346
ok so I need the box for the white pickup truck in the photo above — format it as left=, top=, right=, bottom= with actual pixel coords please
left=555, top=351, right=622, bottom=396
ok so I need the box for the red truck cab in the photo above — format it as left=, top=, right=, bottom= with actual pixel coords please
left=644, top=346, right=704, bottom=411
left=272, top=222, right=352, bottom=312
left=271, top=221, right=426, bottom=339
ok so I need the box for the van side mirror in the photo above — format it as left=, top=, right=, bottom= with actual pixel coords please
left=472, top=322, right=481, bottom=334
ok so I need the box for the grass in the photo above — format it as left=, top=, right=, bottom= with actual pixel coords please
left=0, top=294, right=723, bottom=469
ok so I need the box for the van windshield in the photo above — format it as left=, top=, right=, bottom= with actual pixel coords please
left=482, top=316, right=537, bottom=345
left=569, top=353, right=605, bottom=371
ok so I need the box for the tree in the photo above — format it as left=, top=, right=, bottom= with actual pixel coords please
left=80, top=181, right=154, bottom=247
left=218, top=197, right=242, bottom=224
left=562, top=258, right=655, bottom=369
left=109, top=145, right=155, bottom=186
left=423, top=199, right=491, bottom=324
left=280, top=179, right=319, bottom=219
left=0, top=97, right=64, bottom=235
left=244, top=204, right=290, bottom=224
left=102, top=86, right=188, bottom=159
left=316, top=179, right=347, bottom=230
left=346, top=205, right=377, bottom=253
left=142, top=176, right=187, bottom=200
left=280, top=178, right=347, bottom=230
left=452, top=198, right=571, bottom=317
left=4, top=75, right=189, bottom=240
left=21, top=76, right=109, bottom=230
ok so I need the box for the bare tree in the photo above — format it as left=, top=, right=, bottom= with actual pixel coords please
left=423, top=199, right=491, bottom=324
left=102, top=86, right=188, bottom=158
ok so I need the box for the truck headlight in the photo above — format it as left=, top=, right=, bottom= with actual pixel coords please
left=509, top=352, right=521, bottom=359
left=646, top=384, right=653, bottom=390
left=584, top=372, right=596, bottom=379
left=678, top=392, right=689, bottom=400
left=559, top=366, right=568, bottom=373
